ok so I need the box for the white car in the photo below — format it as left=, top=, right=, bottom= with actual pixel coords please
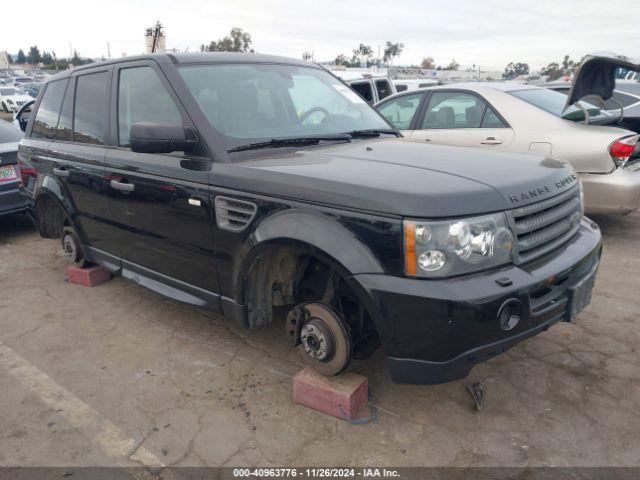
left=330, top=70, right=396, bottom=104
left=0, top=87, right=33, bottom=113
left=375, top=83, right=639, bottom=215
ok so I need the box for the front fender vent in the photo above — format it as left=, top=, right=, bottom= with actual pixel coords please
left=215, top=196, right=257, bottom=233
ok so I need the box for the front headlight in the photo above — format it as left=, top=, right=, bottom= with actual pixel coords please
left=404, top=213, right=515, bottom=278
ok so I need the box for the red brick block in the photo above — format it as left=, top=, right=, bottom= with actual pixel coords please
left=66, top=265, right=111, bottom=287
left=293, top=367, right=368, bottom=420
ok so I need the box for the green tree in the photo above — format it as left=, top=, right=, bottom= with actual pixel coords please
left=27, top=46, right=42, bottom=64
left=383, top=41, right=404, bottom=66
left=540, top=61, right=565, bottom=81
left=334, top=54, right=349, bottom=66
left=42, top=51, right=53, bottom=65
left=16, top=49, right=26, bottom=64
left=351, top=43, right=373, bottom=66
left=201, top=27, right=254, bottom=53
left=445, top=59, right=460, bottom=71
left=503, top=61, right=530, bottom=80
left=421, top=57, right=435, bottom=69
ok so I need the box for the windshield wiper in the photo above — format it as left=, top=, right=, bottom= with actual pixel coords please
left=345, top=128, right=401, bottom=138
left=228, top=134, right=351, bottom=153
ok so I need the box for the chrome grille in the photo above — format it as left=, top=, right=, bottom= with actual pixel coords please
left=511, top=185, right=582, bottom=263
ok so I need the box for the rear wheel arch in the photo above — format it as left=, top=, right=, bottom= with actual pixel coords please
left=33, top=187, right=78, bottom=240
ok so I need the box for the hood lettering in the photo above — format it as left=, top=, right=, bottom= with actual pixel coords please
left=509, top=174, right=577, bottom=204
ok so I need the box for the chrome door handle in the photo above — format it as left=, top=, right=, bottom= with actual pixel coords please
left=53, top=167, right=70, bottom=177
left=480, top=137, right=503, bottom=145
left=110, top=180, right=135, bottom=192
left=188, top=198, right=202, bottom=207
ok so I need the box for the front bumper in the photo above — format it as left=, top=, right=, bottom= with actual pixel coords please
left=581, top=165, right=640, bottom=215
left=351, top=219, right=602, bottom=384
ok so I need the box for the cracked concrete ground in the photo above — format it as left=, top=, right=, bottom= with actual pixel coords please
left=1, top=212, right=639, bottom=468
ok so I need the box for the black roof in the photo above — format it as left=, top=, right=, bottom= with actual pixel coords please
left=45, top=52, right=315, bottom=82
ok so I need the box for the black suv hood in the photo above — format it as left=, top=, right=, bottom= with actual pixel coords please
left=213, top=139, right=579, bottom=217
left=566, top=53, right=640, bottom=108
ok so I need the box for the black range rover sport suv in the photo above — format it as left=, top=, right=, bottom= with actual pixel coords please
left=18, top=53, right=602, bottom=384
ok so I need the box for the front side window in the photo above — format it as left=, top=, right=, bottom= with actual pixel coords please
left=421, top=91, right=496, bottom=129
left=73, top=72, right=108, bottom=145
left=118, top=66, right=182, bottom=147
left=377, top=93, right=423, bottom=130
left=31, top=79, right=68, bottom=139
left=509, top=88, right=613, bottom=123
left=375, top=79, right=392, bottom=100
left=179, top=64, right=389, bottom=150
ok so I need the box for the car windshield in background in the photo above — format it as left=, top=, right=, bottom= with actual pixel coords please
left=1, top=88, right=17, bottom=95
left=179, top=63, right=390, bottom=150
left=509, top=88, right=613, bottom=123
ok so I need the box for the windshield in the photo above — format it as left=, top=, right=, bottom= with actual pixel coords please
left=0, top=88, right=17, bottom=95
left=179, top=64, right=390, bottom=149
left=509, top=88, right=613, bottom=122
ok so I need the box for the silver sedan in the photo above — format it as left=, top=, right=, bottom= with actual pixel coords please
left=375, top=83, right=640, bottom=215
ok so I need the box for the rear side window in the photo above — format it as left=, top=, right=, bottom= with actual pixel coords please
left=74, top=72, right=108, bottom=145
left=375, top=79, right=392, bottom=101
left=31, top=79, right=67, bottom=139
left=118, top=66, right=182, bottom=147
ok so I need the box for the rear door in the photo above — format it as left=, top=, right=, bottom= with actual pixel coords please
left=409, top=90, right=515, bottom=149
left=26, top=72, right=113, bottom=253
left=104, top=60, right=219, bottom=294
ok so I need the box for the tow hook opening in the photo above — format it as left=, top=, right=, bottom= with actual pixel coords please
left=498, top=299, right=524, bottom=331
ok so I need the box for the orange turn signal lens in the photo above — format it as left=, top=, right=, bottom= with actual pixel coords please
left=404, top=221, right=416, bottom=276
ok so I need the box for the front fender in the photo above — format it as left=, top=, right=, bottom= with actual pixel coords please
left=251, top=209, right=385, bottom=275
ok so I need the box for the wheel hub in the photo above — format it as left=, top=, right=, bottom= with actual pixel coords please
left=63, top=234, right=77, bottom=260
left=300, top=319, right=335, bottom=362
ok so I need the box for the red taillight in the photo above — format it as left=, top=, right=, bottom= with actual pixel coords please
left=609, top=135, right=639, bottom=166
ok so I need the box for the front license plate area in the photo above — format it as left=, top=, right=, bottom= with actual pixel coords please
left=568, top=267, right=597, bottom=318
left=0, top=165, right=17, bottom=182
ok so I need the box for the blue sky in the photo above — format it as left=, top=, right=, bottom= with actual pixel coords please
left=3, top=0, right=639, bottom=71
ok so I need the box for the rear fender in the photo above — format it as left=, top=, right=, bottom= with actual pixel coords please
left=33, top=178, right=82, bottom=240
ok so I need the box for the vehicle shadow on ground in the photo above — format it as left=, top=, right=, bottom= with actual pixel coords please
left=589, top=211, right=640, bottom=238
left=0, top=213, right=35, bottom=243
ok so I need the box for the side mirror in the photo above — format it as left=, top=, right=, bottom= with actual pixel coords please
left=14, top=99, right=35, bottom=132
left=130, top=123, right=197, bottom=154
